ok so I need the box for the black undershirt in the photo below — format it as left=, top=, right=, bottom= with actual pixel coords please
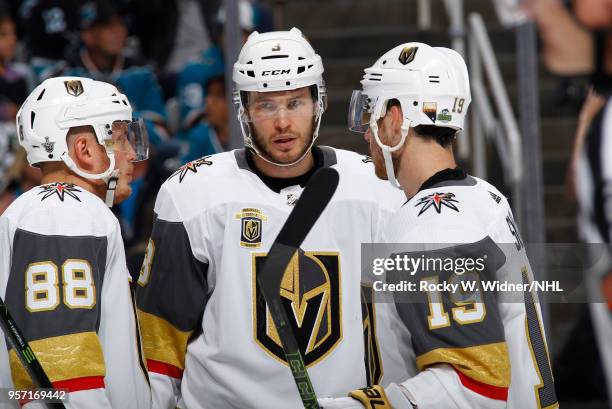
left=418, top=167, right=467, bottom=193
left=245, top=147, right=324, bottom=193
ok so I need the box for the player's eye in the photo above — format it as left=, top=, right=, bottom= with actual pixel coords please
left=255, top=102, right=276, bottom=112
left=287, top=99, right=303, bottom=110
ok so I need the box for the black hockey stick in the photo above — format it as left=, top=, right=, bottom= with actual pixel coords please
left=0, top=296, right=66, bottom=409
left=257, top=167, right=340, bottom=409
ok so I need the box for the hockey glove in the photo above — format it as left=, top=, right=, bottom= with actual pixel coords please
left=318, top=384, right=416, bottom=409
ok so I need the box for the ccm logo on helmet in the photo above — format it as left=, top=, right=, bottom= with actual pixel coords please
left=262, top=69, right=291, bottom=76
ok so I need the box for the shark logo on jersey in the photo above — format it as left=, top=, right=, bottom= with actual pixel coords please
left=362, top=156, right=373, bottom=164
left=415, top=192, right=459, bottom=216
left=234, top=208, right=268, bottom=248
left=170, top=156, right=213, bottom=183
left=38, top=183, right=82, bottom=202
left=253, top=250, right=342, bottom=367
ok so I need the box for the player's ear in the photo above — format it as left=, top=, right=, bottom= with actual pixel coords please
left=68, top=128, right=105, bottom=171
left=389, top=103, right=403, bottom=132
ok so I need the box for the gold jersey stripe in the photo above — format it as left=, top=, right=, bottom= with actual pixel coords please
left=137, top=309, right=192, bottom=370
left=9, top=331, right=105, bottom=389
left=416, top=342, right=510, bottom=388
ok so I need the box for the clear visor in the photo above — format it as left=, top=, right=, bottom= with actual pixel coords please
left=241, top=94, right=321, bottom=123
left=348, top=90, right=374, bottom=133
left=104, top=118, right=149, bottom=162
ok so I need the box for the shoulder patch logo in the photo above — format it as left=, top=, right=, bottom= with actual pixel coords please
left=506, top=213, right=524, bottom=251
left=415, top=192, right=459, bottom=216
left=170, top=156, right=213, bottom=183
left=38, top=183, right=82, bottom=202
left=362, top=155, right=373, bottom=164
left=234, top=208, right=268, bottom=248
left=398, top=46, right=418, bottom=65
left=64, top=80, right=84, bottom=97
left=489, top=191, right=501, bottom=204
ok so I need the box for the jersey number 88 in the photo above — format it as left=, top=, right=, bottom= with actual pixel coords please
left=25, top=259, right=96, bottom=312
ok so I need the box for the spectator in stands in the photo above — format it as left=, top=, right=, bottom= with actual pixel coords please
left=181, top=75, right=229, bottom=163
left=0, top=3, right=31, bottom=123
left=58, top=0, right=169, bottom=147
left=175, top=0, right=263, bottom=151
left=0, top=3, right=39, bottom=214
left=528, top=0, right=612, bottom=405
left=17, top=0, right=79, bottom=79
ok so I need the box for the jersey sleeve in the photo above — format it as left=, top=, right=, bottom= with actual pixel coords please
left=389, top=238, right=511, bottom=409
left=3, top=224, right=114, bottom=407
left=136, top=183, right=209, bottom=409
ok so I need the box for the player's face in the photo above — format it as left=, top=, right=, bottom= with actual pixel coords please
left=247, top=87, right=316, bottom=165
left=110, top=122, right=136, bottom=204
left=364, top=113, right=399, bottom=180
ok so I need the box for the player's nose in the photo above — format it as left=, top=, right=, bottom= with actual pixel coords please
left=274, top=111, right=291, bottom=130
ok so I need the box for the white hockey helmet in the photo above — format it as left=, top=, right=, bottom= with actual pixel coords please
left=348, top=43, right=471, bottom=188
left=16, top=76, right=149, bottom=205
left=232, top=27, right=327, bottom=166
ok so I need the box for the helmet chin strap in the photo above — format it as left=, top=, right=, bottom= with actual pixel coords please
left=370, top=118, right=409, bottom=190
left=239, top=107, right=324, bottom=168
left=61, top=151, right=120, bottom=207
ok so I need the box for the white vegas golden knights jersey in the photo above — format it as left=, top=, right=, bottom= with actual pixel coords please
left=0, top=183, right=151, bottom=409
left=135, top=147, right=405, bottom=409
left=379, top=169, right=558, bottom=409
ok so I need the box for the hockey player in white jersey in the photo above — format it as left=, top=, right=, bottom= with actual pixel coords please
left=0, top=76, right=151, bottom=408
left=319, top=44, right=559, bottom=408
left=135, top=27, right=404, bottom=409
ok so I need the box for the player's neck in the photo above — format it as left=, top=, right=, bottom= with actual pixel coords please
left=252, top=150, right=315, bottom=179
left=41, top=168, right=107, bottom=201
left=397, top=138, right=456, bottom=199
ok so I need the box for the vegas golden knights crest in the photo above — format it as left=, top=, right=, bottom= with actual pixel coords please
left=234, top=208, right=267, bottom=248
left=252, top=249, right=342, bottom=367
left=361, top=284, right=383, bottom=384
left=398, top=46, right=418, bottom=65
left=64, top=80, right=84, bottom=97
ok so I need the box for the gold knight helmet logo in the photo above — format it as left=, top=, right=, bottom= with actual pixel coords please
left=235, top=208, right=267, bottom=248
left=64, top=80, right=84, bottom=97
left=253, top=249, right=342, bottom=367
left=398, top=46, right=418, bottom=65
